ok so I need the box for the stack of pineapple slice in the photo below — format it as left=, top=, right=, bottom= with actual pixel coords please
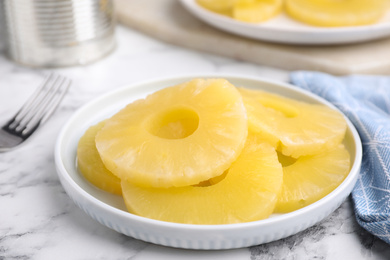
left=77, top=78, right=350, bottom=224
left=77, top=120, right=122, bottom=195
left=196, top=0, right=388, bottom=27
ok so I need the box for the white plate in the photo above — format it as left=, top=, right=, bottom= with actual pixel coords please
left=180, top=0, right=390, bottom=45
left=55, top=75, right=362, bottom=250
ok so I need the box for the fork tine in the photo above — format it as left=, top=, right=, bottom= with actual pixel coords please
left=0, top=73, right=70, bottom=151
left=39, top=76, right=71, bottom=123
left=17, top=75, right=63, bottom=129
left=22, top=76, right=71, bottom=134
left=21, top=75, right=71, bottom=135
left=7, top=73, right=56, bottom=129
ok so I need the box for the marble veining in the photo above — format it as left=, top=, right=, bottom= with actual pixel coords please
left=1, top=25, right=390, bottom=260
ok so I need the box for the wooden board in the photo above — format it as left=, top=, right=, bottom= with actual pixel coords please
left=115, top=0, right=390, bottom=75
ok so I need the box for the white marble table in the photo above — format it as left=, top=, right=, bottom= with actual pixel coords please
left=1, top=25, right=390, bottom=260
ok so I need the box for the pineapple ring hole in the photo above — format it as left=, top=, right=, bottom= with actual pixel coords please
left=259, top=98, right=299, bottom=118
left=277, top=151, right=297, bottom=167
left=147, top=107, right=199, bottom=139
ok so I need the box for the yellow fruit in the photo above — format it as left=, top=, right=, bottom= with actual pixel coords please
left=285, top=0, right=387, bottom=27
left=233, top=0, right=283, bottom=23
left=239, top=88, right=347, bottom=158
left=96, top=79, right=248, bottom=188
left=197, top=0, right=237, bottom=15
left=197, top=0, right=282, bottom=22
left=121, top=136, right=283, bottom=224
left=77, top=121, right=122, bottom=195
left=275, top=144, right=350, bottom=212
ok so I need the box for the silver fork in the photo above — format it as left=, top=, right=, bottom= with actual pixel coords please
left=0, top=74, right=71, bottom=152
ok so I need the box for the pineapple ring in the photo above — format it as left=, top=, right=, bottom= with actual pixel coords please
left=96, top=79, right=248, bottom=188
left=197, top=0, right=283, bottom=23
left=77, top=121, right=122, bottom=195
left=121, top=137, right=283, bottom=225
left=197, top=0, right=237, bottom=15
left=239, top=88, right=347, bottom=158
left=285, top=0, right=387, bottom=27
left=275, top=144, right=350, bottom=213
left=233, top=0, right=283, bottom=23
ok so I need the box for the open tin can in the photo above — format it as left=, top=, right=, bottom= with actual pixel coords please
left=0, top=0, right=116, bottom=67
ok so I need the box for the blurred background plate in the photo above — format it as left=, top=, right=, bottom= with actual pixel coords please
left=115, top=0, right=390, bottom=75
left=180, top=0, right=390, bottom=45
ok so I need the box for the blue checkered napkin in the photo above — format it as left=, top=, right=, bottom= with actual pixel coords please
left=290, top=71, right=390, bottom=244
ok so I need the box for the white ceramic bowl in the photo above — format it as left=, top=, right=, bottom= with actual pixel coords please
left=180, top=0, right=390, bottom=45
left=55, top=75, right=362, bottom=250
